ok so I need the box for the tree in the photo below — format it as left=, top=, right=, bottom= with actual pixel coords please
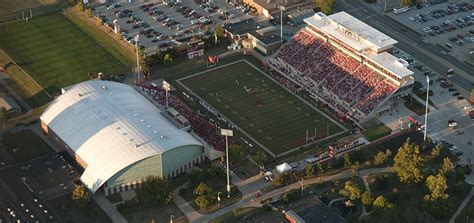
left=439, top=157, right=453, bottom=175
left=315, top=0, right=335, bottom=14
left=316, top=162, right=324, bottom=176
left=401, top=0, right=413, bottom=6
left=373, top=151, right=386, bottom=166
left=455, top=168, right=466, bottom=183
left=163, top=53, right=173, bottom=65
left=394, top=142, right=424, bottom=184
left=71, top=184, right=91, bottom=208
left=339, top=181, right=361, bottom=200
left=228, top=145, right=245, bottom=162
left=136, top=176, right=174, bottom=206
left=305, top=164, right=315, bottom=178
left=194, top=182, right=213, bottom=197
left=252, top=150, right=267, bottom=168
left=204, top=25, right=211, bottom=34
left=343, top=153, right=352, bottom=168
left=424, top=173, right=448, bottom=201
left=214, top=23, right=225, bottom=39
left=361, top=191, right=374, bottom=207
left=431, top=145, right=441, bottom=157
left=423, top=198, right=452, bottom=219
left=195, top=195, right=211, bottom=209
left=0, top=108, right=8, bottom=120
left=77, top=1, right=85, bottom=11
left=373, top=196, right=394, bottom=209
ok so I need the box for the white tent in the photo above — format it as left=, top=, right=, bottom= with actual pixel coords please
left=276, top=163, right=292, bottom=174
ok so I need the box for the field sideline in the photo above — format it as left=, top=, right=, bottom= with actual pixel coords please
left=178, top=60, right=346, bottom=156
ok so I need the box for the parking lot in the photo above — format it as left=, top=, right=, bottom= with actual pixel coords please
left=95, top=0, right=263, bottom=54
left=379, top=47, right=474, bottom=183
left=0, top=152, right=80, bottom=223
left=389, top=1, right=474, bottom=61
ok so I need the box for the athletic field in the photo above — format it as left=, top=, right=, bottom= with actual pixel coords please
left=179, top=60, right=345, bottom=156
left=0, top=13, right=126, bottom=99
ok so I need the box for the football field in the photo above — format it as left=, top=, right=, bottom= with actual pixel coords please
left=179, top=60, right=346, bottom=156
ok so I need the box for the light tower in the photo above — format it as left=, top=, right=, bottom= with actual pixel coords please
left=220, top=128, right=233, bottom=198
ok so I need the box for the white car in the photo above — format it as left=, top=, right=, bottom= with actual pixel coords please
left=464, top=105, right=472, bottom=110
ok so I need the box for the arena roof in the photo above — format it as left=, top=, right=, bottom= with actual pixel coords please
left=40, top=80, right=203, bottom=193
left=304, top=12, right=397, bottom=52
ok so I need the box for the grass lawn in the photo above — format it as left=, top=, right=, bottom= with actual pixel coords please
left=49, top=194, right=111, bottom=223
left=363, top=122, right=392, bottom=142
left=64, top=8, right=135, bottom=66
left=404, top=94, right=429, bottom=116
left=180, top=60, right=344, bottom=156
left=0, top=13, right=126, bottom=98
left=210, top=207, right=267, bottom=223
left=121, top=203, right=188, bottom=223
left=2, top=129, right=54, bottom=162
left=0, top=50, right=52, bottom=107
left=455, top=196, right=474, bottom=223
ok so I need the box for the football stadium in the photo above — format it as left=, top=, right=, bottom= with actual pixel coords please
left=178, top=60, right=346, bottom=157
left=40, top=80, right=217, bottom=195
left=267, top=11, right=415, bottom=124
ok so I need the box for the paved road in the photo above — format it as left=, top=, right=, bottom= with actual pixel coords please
left=335, top=0, right=474, bottom=94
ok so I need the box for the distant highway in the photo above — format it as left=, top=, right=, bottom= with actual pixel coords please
left=334, top=0, right=473, bottom=92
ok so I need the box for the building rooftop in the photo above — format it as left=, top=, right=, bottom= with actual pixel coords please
left=304, top=12, right=397, bottom=52
left=224, top=19, right=261, bottom=36
left=40, top=80, right=203, bottom=192
left=363, top=51, right=414, bottom=79
left=249, top=31, right=281, bottom=45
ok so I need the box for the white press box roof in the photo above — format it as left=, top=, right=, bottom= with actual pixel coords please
left=304, top=11, right=398, bottom=52
left=40, top=80, right=203, bottom=192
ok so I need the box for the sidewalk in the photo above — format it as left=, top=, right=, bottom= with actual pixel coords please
left=90, top=192, right=127, bottom=223
left=449, top=187, right=474, bottom=223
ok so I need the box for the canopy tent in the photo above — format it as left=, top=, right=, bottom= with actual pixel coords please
left=276, top=163, right=292, bottom=173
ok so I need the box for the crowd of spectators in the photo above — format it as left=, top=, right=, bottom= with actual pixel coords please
left=137, top=85, right=226, bottom=151
left=272, top=29, right=398, bottom=117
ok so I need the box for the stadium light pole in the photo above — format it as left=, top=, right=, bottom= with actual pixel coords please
left=279, top=6, right=284, bottom=46
left=221, top=128, right=233, bottom=198
left=135, top=34, right=140, bottom=81
left=424, top=76, right=430, bottom=141
left=162, top=81, right=171, bottom=107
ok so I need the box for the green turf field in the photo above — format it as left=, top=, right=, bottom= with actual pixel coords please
left=0, top=13, right=126, bottom=97
left=180, top=60, right=345, bottom=156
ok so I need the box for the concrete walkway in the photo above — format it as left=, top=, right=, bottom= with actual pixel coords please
left=91, top=192, right=127, bottom=223
left=449, top=187, right=474, bottom=223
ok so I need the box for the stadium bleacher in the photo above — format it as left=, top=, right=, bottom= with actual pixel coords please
left=272, top=29, right=398, bottom=118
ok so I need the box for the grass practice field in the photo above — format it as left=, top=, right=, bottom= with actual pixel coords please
left=0, top=13, right=126, bottom=101
left=180, top=60, right=344, bottom=156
